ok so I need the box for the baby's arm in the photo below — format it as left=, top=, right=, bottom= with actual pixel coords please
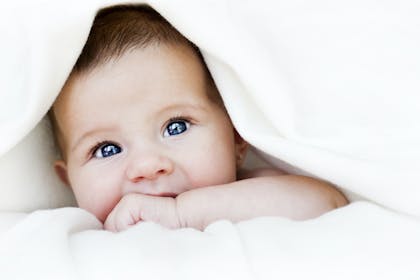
left=104, top=170, right=347, bottom=231
left=177, top=172, right=348, bottom=230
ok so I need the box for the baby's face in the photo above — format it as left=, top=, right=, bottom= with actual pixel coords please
left=53, top=44, right=242, bottom=222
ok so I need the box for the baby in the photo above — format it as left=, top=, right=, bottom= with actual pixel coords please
left=50, top=4, right=348, bottom=231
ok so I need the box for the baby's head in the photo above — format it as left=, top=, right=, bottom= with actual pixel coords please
left=50, top=5, right=247, bottom=222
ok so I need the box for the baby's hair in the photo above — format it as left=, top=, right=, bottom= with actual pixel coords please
left=75, top=5, right=190, bottom=72
left=72, top=4, right=223, bottom=105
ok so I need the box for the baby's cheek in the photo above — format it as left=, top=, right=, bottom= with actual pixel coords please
left=72, top=179, right=121, bottom=223
left=81, top=193, right=121, bottom=223
left=187, top=157, right=237, bottom=189
left=70, top=165, right=123, bottom=222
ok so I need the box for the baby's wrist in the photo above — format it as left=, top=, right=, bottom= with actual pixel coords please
left=175, top=192, right=195, bottom=229
left=175, top=190, right=211, bottom=230
left=175, top=185, right=235, bottom=230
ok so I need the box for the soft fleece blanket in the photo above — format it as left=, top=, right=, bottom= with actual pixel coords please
left=1, top=0, right=420, bottom=279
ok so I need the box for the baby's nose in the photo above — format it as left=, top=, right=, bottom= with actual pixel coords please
left=126, top=154, right=174, bottom=182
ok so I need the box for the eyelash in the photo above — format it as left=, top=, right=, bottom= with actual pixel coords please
left=163, top=115, right=193, bottom=134
left=167, top=115, right=192, bottom=124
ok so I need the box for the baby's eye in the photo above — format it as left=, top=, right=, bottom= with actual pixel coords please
left=163, top=119, right=190, bottom=137
left=93, top=142, right=122, bottom=158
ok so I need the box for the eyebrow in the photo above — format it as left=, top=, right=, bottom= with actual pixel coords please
left=156, top=102, right=208, bottom=115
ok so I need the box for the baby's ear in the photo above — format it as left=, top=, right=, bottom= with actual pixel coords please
left=234, top=130, right=248, bottom=168
left=54, top=160, right=70, bottom=187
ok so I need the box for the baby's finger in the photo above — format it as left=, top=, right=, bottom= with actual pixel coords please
left=103, top=209, right=118, bottom=232
left=103, top=219, right=116, bottom=232
left=105, top=206, right=142, bottom=232
left=114, top=212, right=137, bottom=232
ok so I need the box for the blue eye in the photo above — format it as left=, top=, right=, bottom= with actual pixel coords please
left=93, top=142, right=122, bottom=158
left=164, top=119, right=190, bottom=137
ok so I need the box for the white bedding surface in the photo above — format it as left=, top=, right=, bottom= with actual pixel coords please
left=1, top=202, right=420, bottom=280
left=1, top=0, right=420, bottom=278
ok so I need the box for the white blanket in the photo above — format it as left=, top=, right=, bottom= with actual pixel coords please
left=1, top=0, right=420, bottom=279
left=1, top=203, right=420, bottom=280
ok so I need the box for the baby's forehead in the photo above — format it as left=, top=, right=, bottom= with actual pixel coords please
left=54, top=44, right=222, bottom=124
left=72, top=43, right=204, bottom=82
left=72, top=45, right=211, bottom=89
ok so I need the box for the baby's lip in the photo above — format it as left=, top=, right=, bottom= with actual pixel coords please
left=146, top=192, right=178, bottom=198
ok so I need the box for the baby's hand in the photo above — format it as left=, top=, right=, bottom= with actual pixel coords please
left=103, top=193, right=181, bottom=232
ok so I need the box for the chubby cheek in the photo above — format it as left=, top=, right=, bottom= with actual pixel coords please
left=184, top=137, right=237, bottom=189
left=68, top=167, right=122, bottom=223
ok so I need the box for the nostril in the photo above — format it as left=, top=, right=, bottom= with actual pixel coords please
left=132, top=176, right=145, bottom=183
left=157, top=169, right=166, bottom=175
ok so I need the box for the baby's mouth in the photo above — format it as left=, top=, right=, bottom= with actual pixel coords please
left=145, top=192, right=178, bottom=198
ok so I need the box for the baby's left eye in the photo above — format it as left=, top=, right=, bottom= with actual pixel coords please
left=163, top=120, right=190, bottom=137
left=93, top=142, right=122, bottom=159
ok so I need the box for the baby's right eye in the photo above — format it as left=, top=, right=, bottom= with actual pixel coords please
left=92, top=142, right=122, bottom=158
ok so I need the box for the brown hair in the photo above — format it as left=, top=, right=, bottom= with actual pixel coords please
left=71, top=4, right=222, bottom=104
left=75, top=5, right=192, bottom=72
